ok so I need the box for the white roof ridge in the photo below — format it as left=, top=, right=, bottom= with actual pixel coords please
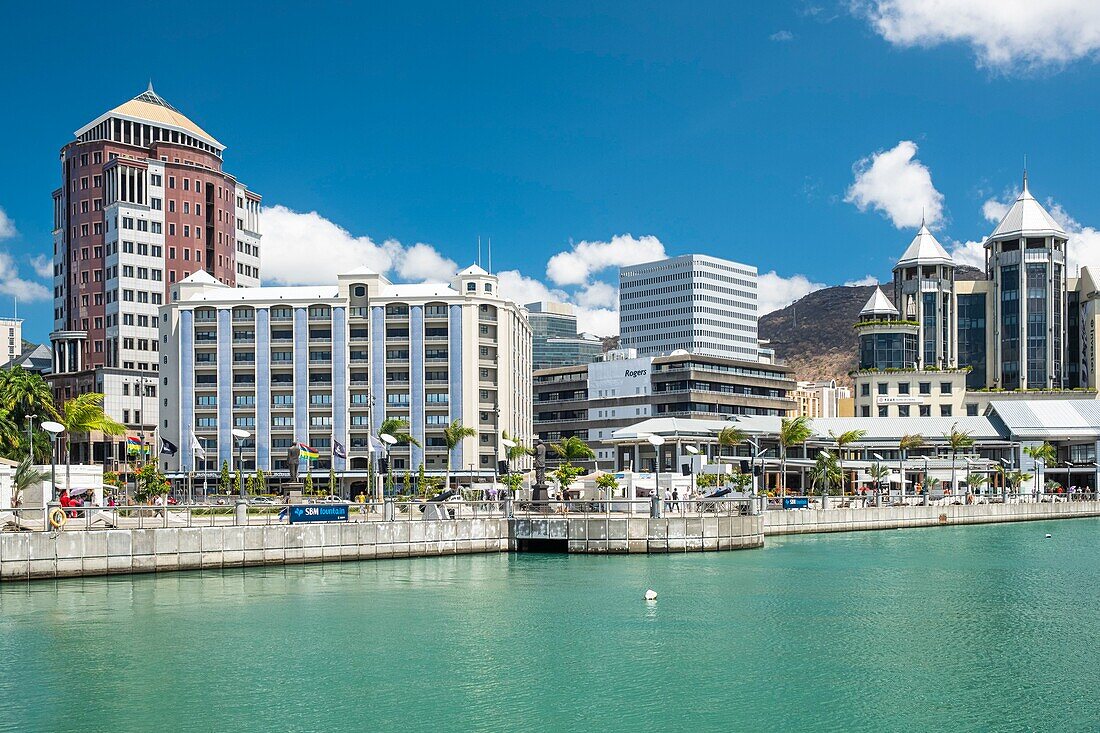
left=859, top=287, right=899, bottom=318
left=987, top=177, right=1066, bottom=240
left=894, top=223, right=954, bottom=268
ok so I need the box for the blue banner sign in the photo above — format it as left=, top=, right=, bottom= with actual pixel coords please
left=289, top=504, right=349, bottom=523
left=782, top=497, right=809, bottom=509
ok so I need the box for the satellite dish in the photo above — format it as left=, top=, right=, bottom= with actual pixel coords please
left=41, top=421, right=65, bottom=434
left=647, top=434, right=665, bottom=447
left=379, top=434, right=398, bottom=445
left=684, top=445, right=699, bottom=455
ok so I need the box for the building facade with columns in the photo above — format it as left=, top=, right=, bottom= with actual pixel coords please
left=48, top=85, right=261, bottom=466
left=159, top=265, right=532, bottom=492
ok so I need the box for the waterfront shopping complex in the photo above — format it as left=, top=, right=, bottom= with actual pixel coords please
left=7, top=86, right=1100, bottom=509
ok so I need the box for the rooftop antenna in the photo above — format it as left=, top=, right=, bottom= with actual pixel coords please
left=477, top=236, right=482, bottom=268
left=488, top=236, right=493, bottom=275
left=13, top=295, right=17, bottom=319
left=1023, top=154, right=1028, bottom=191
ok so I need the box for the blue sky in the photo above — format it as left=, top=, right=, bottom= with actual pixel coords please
left=4, top=1, right=1100, bottom=340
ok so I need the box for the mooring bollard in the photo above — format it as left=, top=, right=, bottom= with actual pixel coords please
left=383, top=498, right=395, bottom=521
left=650, top=494, right=662, bottom=519
left=504, top=497, right=514, bottom=519
left=235, top=499, right=248, bottom=525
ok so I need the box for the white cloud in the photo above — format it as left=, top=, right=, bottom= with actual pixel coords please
left=0, top=207, right=15, bottom=239
left=260, top=205, right=400, bottom=284
left=495, top=269, right=565, bottom=307
left=844, top=274, right=880, bottom=287
left=394, top=242, right=458, bottom=282
left=574, top=307, right=618, bottom=336
left=575, top=281, right=618, bottom=309
left=948, top=239, right=985, bottom=268
left=30, top=254, right=52, bottom=279
left=1049, top=203, right=1100, bottom=276
left=545, top=234, right=665, bottom=286
left=758, top=271, right=827, bottom=315
left=845, top=140, right=944, bottom=229
left=855, top=0, right=1100, bottom=70
left=770, top=30, right=795, bottom=41
left=982, top=198, right=1010, bottom=223
left=0, top=251, right=50, bottom=302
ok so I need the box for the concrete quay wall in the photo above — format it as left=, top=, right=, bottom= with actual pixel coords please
left=764, top=500, right=1100, bottom=535
left=0, top=518, right=510, bottom=581
left=512, top=514, right=764, bottom=553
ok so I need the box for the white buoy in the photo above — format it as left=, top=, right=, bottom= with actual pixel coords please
left=644, top=589, right=658, bottom=601
left=1045, top=534, right=1052, bottom=539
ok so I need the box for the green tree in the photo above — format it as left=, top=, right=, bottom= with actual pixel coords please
left=809, top=451, right=842, bottom=497
left=551, top=463, right=584, bottom=498
left=550, top=436, right=595, bottom=464
left=829, top=429, right=866, bottom=495
left=501, top=472, right=524, bottom=495
left=58, top=393, right=125, bottom=491
left=234, top=469, right=242, bottom=496
left=696, top=472, right=719, bottom=489
left=868, top=461, right=891, bottom=499
left=899, top=433, right=924, bottom=499
left=442, top=419, right=477, bottom=490
left=778, top=416, right=813, bottom=496
left=944, top=423, right=975, bottom=495
left=303, top=472, right=314, bottom=495
left=11, top=458, right=48, bottom=507
left=133, top=462, right=170, bottom=503
left=595, top=472, right=618, bottom=499
left=417, top=463, right=426, bottom=494
left=245, top=474, right=256, bottom=495
left=255, top=468, right=267, bottom=495
left=219, top=460, right=232, bottom=494
left=717, top=426, right=746, bottom=457
left=967, top=472, right=989, bottom=493
left=731, top=472, right=753, bottom=492
left=1023, top=442, right=1056, bottom=494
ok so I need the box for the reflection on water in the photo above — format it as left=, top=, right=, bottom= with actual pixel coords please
left=1, top=519, right=1098, bottom=733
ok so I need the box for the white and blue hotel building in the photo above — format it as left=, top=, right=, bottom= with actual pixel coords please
left=159, top=265, right=532, bottom=491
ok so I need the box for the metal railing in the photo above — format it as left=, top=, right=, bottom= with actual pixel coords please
left=1, top=495, right=765, bottom=532
left=765, top=489, right=1100, bottom=510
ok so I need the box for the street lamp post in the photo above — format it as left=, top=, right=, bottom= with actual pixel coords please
left=647, top=434, right=665, bottom=518
left=684, top=445, right=698, bottom=501
left=231, top=428, right=251, bottom=498
left=42, top=421, right=65, bottom=502
left=873, top=452, right=885, bottom=506
left=379, top=433, right=397, bottom=498
left=26, top=413, right=37, bottom=464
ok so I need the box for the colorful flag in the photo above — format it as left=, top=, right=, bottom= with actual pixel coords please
left=160, top=438, right=179, bottom=456
left=127, top=436, right=150, bottom=455
left=298, top=442, right=319, bottom=460
left=333, top=440, right=347, bottom=459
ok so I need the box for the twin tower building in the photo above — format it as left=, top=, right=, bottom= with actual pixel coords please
left=854, top=175, right=1100, bottom=418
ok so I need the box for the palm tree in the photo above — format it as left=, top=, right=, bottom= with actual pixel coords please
left=550, top=435, right=595, bottom=464
left=898, top=434, right=925, bottom=500
left=1023, top=442, right=1056, bottom=495
left=0, top=367, right=58, bottom=422
left=441, top=419, right=476, bottom=490
left=0, top=407, right=19, bottom=458
left=377, top=417, right=419, bottom=498
left=829, top=429, right=866, bottom=496
left=717, top=425, right=746, bottom=456
left=967, top=472, right=989, bottom=496
left=11, top=458, right=48, bottom=508
left=501, top=430, right=532, bottom=465
left=778, top=416, right=813, bottom=496
left=868, top=461, right=891, bottom=501
left=944, top=423, right=975, bottom=497
left=59, top=393, right=125, bottom=492
left=808, top=451, right=842, bottom=498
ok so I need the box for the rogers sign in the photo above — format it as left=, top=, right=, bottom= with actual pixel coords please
left=625, top=369, right=648, bottom=378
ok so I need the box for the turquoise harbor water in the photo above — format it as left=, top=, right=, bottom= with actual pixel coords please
left=2, top=519, right=1098, bottom=732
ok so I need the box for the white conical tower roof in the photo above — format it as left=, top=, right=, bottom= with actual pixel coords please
left=987, top=174, right=1066, bottom=241
left=894, top=222, right=954, bottom=269
left=859, top=287, right=899, bottom=319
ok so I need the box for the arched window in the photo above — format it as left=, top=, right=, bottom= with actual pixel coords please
left=484, top=283, right=492, bottom=293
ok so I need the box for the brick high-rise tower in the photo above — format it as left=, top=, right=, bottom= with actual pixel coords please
left=49, top=85, right=261, bottom=465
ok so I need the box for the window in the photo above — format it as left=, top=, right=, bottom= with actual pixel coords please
left=877, top=383, right=888, bottom=395
left=919, top=405, right=931, bottom=417
left=897, top=382, right=910, bottom=395
left=918, top=382, right=931, bottom=395
left=940, top=382, right=952, bottom=395
left=966, top=404, right=978, bottom=416
left=940, top=405, right=952, bottom=417
left=860, top=383, right=869, bottom=397
left=898, top=405, right=910, bottom=417
left=878, top=406, right=888, bottom=417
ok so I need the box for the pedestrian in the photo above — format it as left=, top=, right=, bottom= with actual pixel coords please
left=671, top=488, right=678, bottom=512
